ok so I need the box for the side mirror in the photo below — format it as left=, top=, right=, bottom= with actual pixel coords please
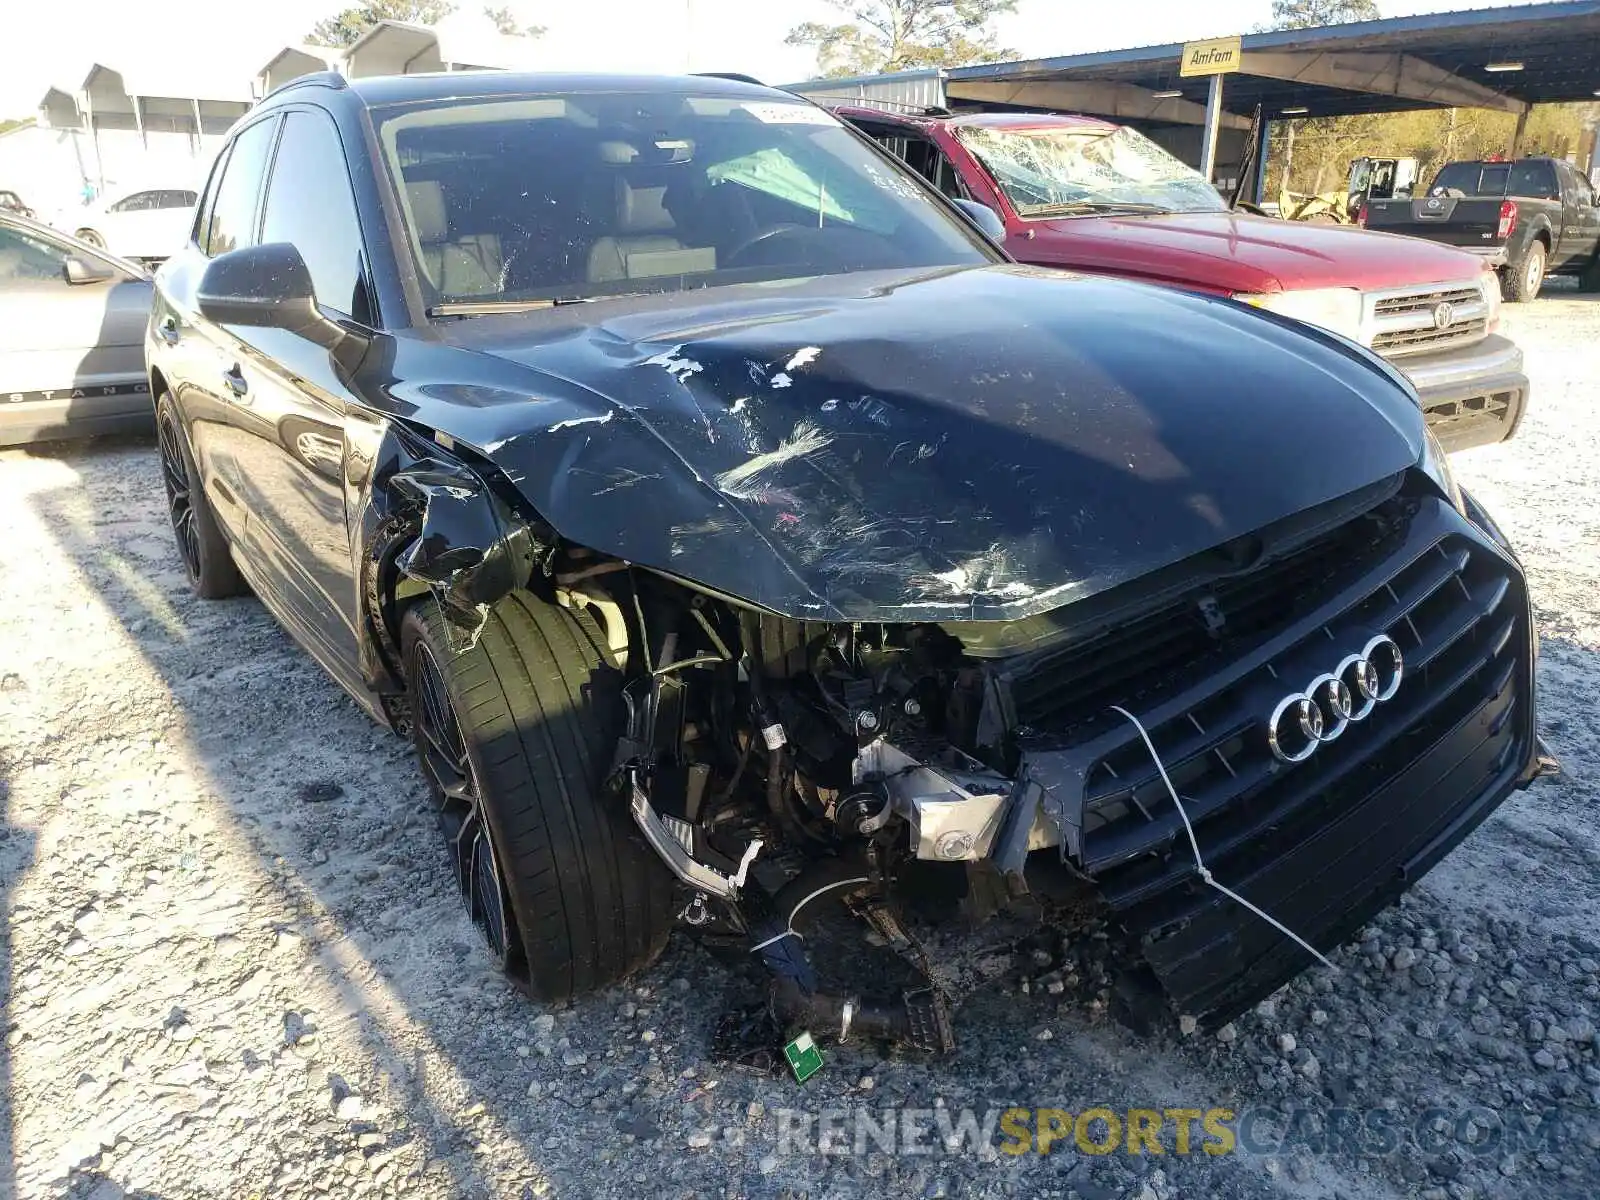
left=64, top=256, right=114, bottom=285
left=197, top=243, right=344, bottom=349
left=951, top=198, right=1006, bottom=241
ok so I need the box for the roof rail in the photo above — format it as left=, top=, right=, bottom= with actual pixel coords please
left=801, top=94, right=952, bottom=118
left=694, top=72, right=766, bottom=86
left=263, top=70, right=348, bottom=102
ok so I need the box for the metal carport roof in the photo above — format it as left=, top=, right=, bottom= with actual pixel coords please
left=942, top=1, right=1600, bottom=121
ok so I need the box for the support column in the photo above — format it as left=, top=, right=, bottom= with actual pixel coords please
left=1508, top=107, right=1530, bottom=159
left=1253, top=117, right=1272, bottom=205
left=1200, top=74, right=1224, bottom=183
left=84, top=93, right=103, bottom=194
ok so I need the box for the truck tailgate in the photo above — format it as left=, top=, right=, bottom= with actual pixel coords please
left=1366, top=196, right=1504, bottom=249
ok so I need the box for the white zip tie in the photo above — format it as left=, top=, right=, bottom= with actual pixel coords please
left=1109, top=705, right=1339, bottom=974
left=748, top=876, right=873, bottom=955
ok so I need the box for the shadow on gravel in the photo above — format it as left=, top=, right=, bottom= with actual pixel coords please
left=0, top=751, right=39, bottom=1200
left=14, top=437, right=1197, bottom=1198
left=22, top=438, right=534, bottom=1197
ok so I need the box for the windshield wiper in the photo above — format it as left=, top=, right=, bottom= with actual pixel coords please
left=1023, top=201, right=1174, bottom=217
left=428, top=296, right=604, bottom=318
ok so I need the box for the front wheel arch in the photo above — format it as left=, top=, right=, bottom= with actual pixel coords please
left=147, top=365, right=168, bottom=418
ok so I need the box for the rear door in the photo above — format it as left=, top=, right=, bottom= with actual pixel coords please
left=103, top=190, right=168, bottom=259
left=0, top=222, right=148, bottom=402
left=149, top=190, right=199, bottom=261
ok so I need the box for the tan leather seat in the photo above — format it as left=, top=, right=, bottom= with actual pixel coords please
left=405, top=180, right=503, bottom=297
left=586, top=178, right=684, bottom=284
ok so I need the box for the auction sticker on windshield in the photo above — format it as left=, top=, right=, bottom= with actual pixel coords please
left=741, top=102, right=840, bottom=125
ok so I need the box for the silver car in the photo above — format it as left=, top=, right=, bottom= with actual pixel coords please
left=0, top=212, right=152, bottom=446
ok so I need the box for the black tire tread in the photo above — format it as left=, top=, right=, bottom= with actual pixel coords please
left=156, top=391, right=243, bottom=600
left=404, top=593, right=673, bottom=1002
left=1502, top=239, right=1546, bottom=303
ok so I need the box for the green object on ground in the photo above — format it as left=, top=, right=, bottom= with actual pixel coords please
left=784, top=1031, right=824, bottom=1082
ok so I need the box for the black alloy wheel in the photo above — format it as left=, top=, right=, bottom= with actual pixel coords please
left=410, top=637, right=518, bottom=968
left=158, top=406, right=202, bottom=585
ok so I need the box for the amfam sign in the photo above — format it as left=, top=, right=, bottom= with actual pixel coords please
left=1180, top=36, right=1242, bottom=77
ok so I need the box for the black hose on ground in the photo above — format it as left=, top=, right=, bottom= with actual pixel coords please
left=741, top=857, right=954, bottom=1053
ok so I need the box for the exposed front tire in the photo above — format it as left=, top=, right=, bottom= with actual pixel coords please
left=73, top=228, right=106, bottom=250
left=1502, top=240, right=1546, bottom=303
left=156, top=391, right=243, bottom=599
left=401, top=593, right=675, bottom=1002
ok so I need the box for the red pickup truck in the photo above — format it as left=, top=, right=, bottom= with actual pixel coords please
left=836, top=107, right=1529, bottom=454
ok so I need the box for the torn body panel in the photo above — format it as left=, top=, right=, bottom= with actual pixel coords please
left=348, top=417, right=547, bottom=709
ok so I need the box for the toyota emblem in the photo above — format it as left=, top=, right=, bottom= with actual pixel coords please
left=1432, top=301, right=1455, bottom=330
left=1266, top=635, right=1405, bottom=764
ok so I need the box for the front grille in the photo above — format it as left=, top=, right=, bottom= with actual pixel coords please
left=1373, top=318, right=1488, bottom=354
left=1010, top=496, right=1531, bottom=1019
left=1076, top=528, right=1520, bottom=874
left=1008, top=491, right=1406, bottom=740
left=1367, top=284, right=1488, bottom=359
left=1373, top=285, right=1481, bottom=317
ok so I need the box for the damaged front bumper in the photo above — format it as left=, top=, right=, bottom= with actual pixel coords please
left=1398, top=333, right=1530, bottom=454
left=881, top=494, right=1541, bottom=1025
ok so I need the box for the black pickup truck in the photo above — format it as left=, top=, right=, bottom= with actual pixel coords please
left=1362, top=157, right=1600, bottom=301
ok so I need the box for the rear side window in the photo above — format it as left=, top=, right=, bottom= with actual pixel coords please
left=260, top=110, right=369, bottom=321
left=871, top=133, right=969, bottom=200
left=205, top=117, right=278, bottom=257
left=1431, top=162, right=1511, bottom=196
left=1507, top=161, right=1558, bottom=199
left=160, top=190, right=198, bottom=209
left=0, top=226, right=71, bottom=282
left=110, top=191, right=157, bottom=213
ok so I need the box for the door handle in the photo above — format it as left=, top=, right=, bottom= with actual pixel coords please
left=158, top=315, right=180, bottom=345
left=222, top=364, right=249, bottom=398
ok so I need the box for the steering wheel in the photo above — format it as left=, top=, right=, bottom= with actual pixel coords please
left=723, top=223, right=809, bottom=267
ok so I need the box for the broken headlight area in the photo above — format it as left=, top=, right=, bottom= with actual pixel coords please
left=589, top=475, right=1538, bottom=1059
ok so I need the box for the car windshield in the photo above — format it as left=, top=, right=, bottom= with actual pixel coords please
left=370, top=91, right=993, bottom=312
left=954, top=122, right=1227, bottom=217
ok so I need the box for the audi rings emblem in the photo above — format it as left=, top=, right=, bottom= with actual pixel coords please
left=1266, top=635, right=1404, bottom=763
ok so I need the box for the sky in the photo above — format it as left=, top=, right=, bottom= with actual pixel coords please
left=0, top=0, right=1534, bottom=118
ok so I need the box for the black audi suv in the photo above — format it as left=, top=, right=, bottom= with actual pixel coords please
left=145, top=70, right=1547, bottom=1050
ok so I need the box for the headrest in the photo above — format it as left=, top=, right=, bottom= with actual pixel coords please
left=617, top=178, right=674, bottom=235
left=598, top=140, right=639, bottom=165
left=406, top=180, right=447, bottom=244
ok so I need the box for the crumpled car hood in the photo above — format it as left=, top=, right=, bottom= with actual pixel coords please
left=424, top=264, right=1423, bottom=622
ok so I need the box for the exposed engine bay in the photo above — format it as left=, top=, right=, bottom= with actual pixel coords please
left=510, top=469, right=1547, bottom=1060
left=570, top=563, right=1062, bottom=1055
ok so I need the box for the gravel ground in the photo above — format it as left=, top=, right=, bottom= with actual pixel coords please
left=1, top=287, right=1597, bottom=1200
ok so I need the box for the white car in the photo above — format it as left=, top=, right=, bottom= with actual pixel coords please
left=0, top=212, right=152, bottom=445
left=60, top=186, right=198, bottom=264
